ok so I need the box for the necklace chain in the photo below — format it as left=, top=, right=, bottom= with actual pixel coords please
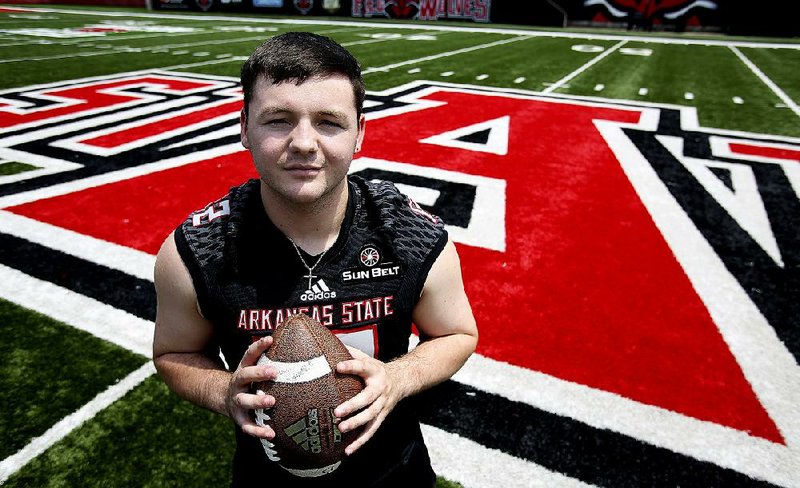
left=289, top=239, right=329, bottom=289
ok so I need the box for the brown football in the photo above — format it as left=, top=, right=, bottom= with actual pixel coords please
left=252, top=314, right=364, bottom=478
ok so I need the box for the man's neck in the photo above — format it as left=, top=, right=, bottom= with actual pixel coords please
left=259, top=179, right=349, bottom=256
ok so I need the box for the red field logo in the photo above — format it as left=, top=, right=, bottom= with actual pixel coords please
left=1, top=72, right=798, bottom=486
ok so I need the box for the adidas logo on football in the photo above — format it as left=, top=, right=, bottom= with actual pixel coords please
left=285, top=409, right=322, bottom=454
left=300, top=279, right=337, bottom=302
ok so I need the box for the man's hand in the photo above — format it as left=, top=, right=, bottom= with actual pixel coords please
left=226, top=336, right=278, bottom=439
left=334, top=347, right=404, bottom=456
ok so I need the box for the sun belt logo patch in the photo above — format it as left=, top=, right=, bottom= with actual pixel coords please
left=342, top=244, right=401, bottom=285
left=360, top=245, right=381, bottom=267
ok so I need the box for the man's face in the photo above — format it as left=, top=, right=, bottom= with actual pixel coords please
left=240, top=74, right=366, bottom=207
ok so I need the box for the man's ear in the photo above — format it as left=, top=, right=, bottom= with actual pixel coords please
left=240, top=108, right=250, bottom=149
left=355, top=113, right=366, bottom=153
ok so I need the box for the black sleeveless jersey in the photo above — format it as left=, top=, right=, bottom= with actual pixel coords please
left=174, top=175, right=447, bottom=487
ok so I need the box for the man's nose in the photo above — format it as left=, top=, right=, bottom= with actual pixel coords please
left=288, top=119, right=318, bottom=154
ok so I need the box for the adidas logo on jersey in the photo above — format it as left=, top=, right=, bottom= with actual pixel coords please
left=284, top=409, right=322, bottom=454
left=300, top=279, right=337, bottom=302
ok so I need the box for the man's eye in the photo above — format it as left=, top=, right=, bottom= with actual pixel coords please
left=266, top=119, right=289, bottom=126
left=321, top=120, right=343, bottom=128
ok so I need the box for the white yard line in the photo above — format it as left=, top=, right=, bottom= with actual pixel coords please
left=341, top=37, right=402, bottom=47
left=729, top=46, right=800, bottom=119
left=362, top=35, right=530, bottom=75
left=0, top=362, right=155, bottom=484
left=542, top=39, right=627, bottom=94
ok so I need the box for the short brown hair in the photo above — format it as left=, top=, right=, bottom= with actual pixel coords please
left=240, top=32, right=365, bottom=119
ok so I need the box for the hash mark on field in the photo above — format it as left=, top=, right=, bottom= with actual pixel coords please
left=193, top=51, right=210, bottom=57
left=594, top=84, right=604, bottom=92
left=638, top=87, right=649, bottom=96
left=440, top=71, right=454, bottom=77
left=408, top=67, right=421, bottom=73
left=620, top=47, right=652, bottom=56
left=514, top=77, right=526, bottom=84
left=172, top=50, right=188, bottom=55
left=685, top=92, right=695, bottom=100
left=572, top=44, right=604, bottom=53
left=476, top=74, right=489, bottom=80
left=733, top=96, right=744, bottom=104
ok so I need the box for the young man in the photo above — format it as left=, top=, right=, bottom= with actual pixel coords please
left=153, top=32, right=478, bottom=487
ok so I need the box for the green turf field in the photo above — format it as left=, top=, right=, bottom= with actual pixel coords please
left=0, top=299, right=462, bottom=486
left=0, top=5, right=797, bottom=487
left=0, top=6, right=797, bottom=138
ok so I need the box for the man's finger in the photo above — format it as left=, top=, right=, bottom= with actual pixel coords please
left=334, top=386, right=369, bottom=418
left=240, top=421, right=275, bottom=439
left=345, top=413, right=385, bottom=456
left=239, top=336, right=273, bottom=368
left=231, top=407, right=273, bottom=438
left=336, top=358, right=375, bottom=377
left=338, top=396, right=384, bottom=433
left=345, top=345, right=371, bottom=360
left=233, top=363, right=277, bottom=386
left=234, top=391, right=275, bottom=410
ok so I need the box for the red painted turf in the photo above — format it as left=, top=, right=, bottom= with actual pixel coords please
left=7, top=89, right=784, bottom=443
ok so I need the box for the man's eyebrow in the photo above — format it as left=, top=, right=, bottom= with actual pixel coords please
left=256, top=106, right=290, bottom=117
left=254, top=107, right=351, bottom=120
left=318, top=109, right=350, bottom=120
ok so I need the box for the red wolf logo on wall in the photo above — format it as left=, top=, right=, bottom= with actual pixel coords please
left=294, top=0, right=313, bottom=14
left=584, top=0, right=719, bottom=26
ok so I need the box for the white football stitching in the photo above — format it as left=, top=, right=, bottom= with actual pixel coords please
left=254, top=390, right=280, bottom=462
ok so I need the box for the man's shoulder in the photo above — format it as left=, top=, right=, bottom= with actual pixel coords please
left=350, top=175, right=447, bottom=263
left=176, top=179, right=259, bottom=266
left=183, top=179, right=258, bottom=228
left=352, top=175, right=442, bottom=228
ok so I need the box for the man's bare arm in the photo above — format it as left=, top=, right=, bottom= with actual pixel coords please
left=152, top=232, right=276, bottom=438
